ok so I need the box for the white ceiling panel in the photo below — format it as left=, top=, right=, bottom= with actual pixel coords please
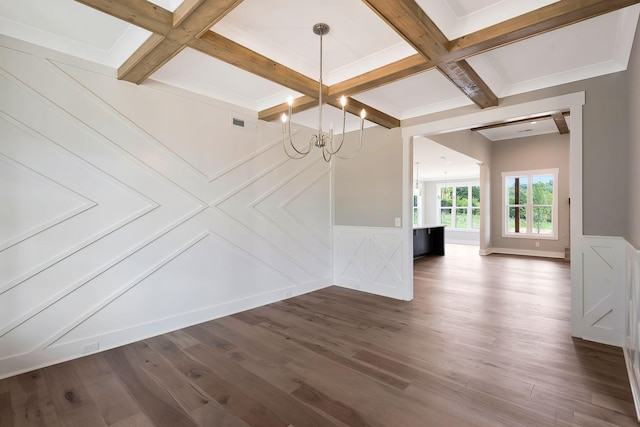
left=414, top=136, right=480, bottom=181
left=477, top=116, right=571, bottom=142
left=416, top=0, right=560, bottom=39
left=150, top=47, right=301, bottom=112
left=354, top=70, right=473, bottom=120
left=0, top=0, right=150, bottom=66
left=212, top=0, right=416, bottom=84
left=468, top=5, right=640, bottom=97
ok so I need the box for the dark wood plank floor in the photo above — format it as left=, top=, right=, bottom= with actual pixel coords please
left=1, top=244, right=638, bottom=426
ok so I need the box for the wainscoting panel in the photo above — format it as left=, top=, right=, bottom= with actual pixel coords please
left=0, top=42, right=331, bottom=378
left=624, top=242, right=640, bottom=420
left=578, top=236, right=626, bottom=346
left=334, top=226, right=406, bottom=299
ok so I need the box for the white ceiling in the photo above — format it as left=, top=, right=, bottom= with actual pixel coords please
left=0, top=0, right=638, bottom=159
left=414, top=137, right=481, bottom=182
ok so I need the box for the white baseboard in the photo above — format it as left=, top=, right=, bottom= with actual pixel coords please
left=481, top=247, right=565, bottom=259
left=0, top=278, right=330, bottom=380
left=445, top=239, right=480, bottom=246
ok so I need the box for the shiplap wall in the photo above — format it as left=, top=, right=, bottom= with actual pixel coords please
left=0, top=43, right=331, bottom=379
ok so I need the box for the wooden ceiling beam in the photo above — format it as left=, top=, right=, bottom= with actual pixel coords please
left=470, top=111, right=569, bottom=131
left=328, top=54, right=433, bottom=98
left=361, top=0, right=498, bottom=109
left=259, top=96, right=399, bottom=130
left=328, top=98, right=400, bottom=129
left=190, top=32, right=323, bottom=98
left=259, top=96, right=319, bottom=123
left=77, top=0, right=634, bottom=129
left=446, top=0, right=640, bottom=62
left=100, top=0, right=245, bottom=83
left=552, top=112, right=570, bottom=134
left=74, top=0, right=173, bottom=34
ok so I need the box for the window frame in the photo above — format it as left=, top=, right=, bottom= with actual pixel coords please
left=436, top=181, right=480, bottom=231
left=501, top=168, right=559, bottom=240
left=413, top=190, right=422, bottom=228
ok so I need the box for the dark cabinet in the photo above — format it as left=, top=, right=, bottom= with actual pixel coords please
left=413, top=226, right=445, bottom=258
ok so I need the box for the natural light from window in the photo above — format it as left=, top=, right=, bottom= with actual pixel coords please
left=502, top=169, right=558, bottom=239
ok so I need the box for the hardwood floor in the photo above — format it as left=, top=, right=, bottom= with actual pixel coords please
left=1, top=244, right=638, bottom=426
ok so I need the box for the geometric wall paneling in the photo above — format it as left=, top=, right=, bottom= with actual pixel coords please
left=280, top=164, right=332, bottom=251
left=368, top=232, right=403, bottom=290
left=215, top=145, right=331, bottom=286
left=52, top=230, right=300, bottom=346
left=335, top=229, right=368, bottom=283
left=0, top=152, right=95, bottom=252
left=253, top=157, right=331, bottom=266
left=334, top=226, right=405, bottom=299
left=579, top=237, right=625, bottom=346
left=0, top=41, right=332, bottom=378
left=55, top=60, right=276, bottom=184
left=0, top=59, right=204, bottom=357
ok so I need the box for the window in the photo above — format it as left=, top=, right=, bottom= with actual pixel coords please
left=437, top=182, right=480, bottom=230
left=413, top=191, right=422, bottom=227
left=502, top=169, right=558, bottom=239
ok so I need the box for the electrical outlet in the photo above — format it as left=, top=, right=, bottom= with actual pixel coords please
left=82, top=342, right=99, bottom=354
left=535, top=241, right=540, bottom=247
left=285, top=290, right=293, bottom=298
left=394, top=217, right=401, bottom=227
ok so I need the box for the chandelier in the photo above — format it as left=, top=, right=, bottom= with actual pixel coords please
left=281, top=23, right=366, bottom=162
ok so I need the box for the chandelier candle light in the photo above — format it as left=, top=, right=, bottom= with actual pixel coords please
left=281, top=23, right=366, bottom=162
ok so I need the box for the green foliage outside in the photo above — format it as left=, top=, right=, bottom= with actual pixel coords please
left=440, top=185, right=480, bottom=229
left=507, top=175, right=553, bottom=234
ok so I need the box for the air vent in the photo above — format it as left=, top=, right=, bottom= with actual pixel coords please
left=230, top=115, right=257, bottom=132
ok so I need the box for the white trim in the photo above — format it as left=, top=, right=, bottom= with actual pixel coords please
left=333, top=225, right=407, bottom=300
left=402, top=92, right=585, bottom=338
left=403, top=136, right=414, bottom=301
left=435, top=181, right=481, bottom=231
left=624, top=240, right=640, bottom=421
left=624, top=349, right=640, bottom=422
left=501, top=168, right=559, bottom=239
left=484, top=247, right=565, bottom=259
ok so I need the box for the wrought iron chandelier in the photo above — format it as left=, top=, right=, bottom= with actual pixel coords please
left=281, top=23, right=366, bottom=162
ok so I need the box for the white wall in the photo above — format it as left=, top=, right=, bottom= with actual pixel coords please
left=0, top=40, right=331, bottom=379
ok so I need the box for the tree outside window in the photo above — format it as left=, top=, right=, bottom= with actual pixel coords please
left=503, top=169, right=558, bottom=239
left=438, top=183, right=480, bottom=230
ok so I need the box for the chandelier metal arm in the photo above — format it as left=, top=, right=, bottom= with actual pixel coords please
left=331, top=119, right=364, bottom=160
left=281, top=23, right=366, bottom=163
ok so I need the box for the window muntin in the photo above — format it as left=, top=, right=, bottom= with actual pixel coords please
left=437, top=182, right=480, bottom=230
left=413, top=193, right=421, bottom=227
left=503, top=169, right=558, bottom=239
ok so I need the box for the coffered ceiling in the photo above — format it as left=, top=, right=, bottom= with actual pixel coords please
left=0, top=0, right=638, bottom=137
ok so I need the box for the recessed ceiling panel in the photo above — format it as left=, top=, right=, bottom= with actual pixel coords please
left=416, top=0, right=560, bottom=39
left=0, top=0, right=149, bottom=66
left=354, top=70, right=473, bottom=120
left=212, top=0, right=416, bottom=84
left=150, top=47, right=301, bottom=111
left=468, top=6, right=640, bottom=97
left=288, top=104, right=376, bottom=134
left=477, top=117, right=570, bottom=142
